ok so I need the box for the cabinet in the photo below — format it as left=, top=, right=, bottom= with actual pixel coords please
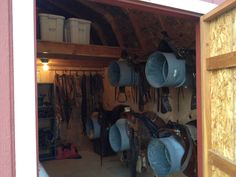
left=38, top=83, right=56, bottom=161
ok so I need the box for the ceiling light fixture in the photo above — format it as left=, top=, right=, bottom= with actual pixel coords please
left=40, top=58, right=49, bottom=71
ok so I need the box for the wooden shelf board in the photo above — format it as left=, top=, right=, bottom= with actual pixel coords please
left=37, top=40, right=142, bottom=60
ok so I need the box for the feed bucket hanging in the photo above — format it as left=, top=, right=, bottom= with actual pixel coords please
left=86, top=112, right=101, bottom=139
left=109, top=119, right=130, bottom=152
left=147, top=136, right=185, bottom=176
left=145, top=52, right=186, bottom=88
left=108, top=60, right=139, bottom=86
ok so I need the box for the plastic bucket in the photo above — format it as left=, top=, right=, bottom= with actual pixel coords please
left=86, top=114, right=101, bottom=139
left=147, top=136, right=185, bottom=176
left=109, top=119, right=130, bottom=152
left=145, top=52, right=186, bottom=88
left=108, top=61, right=139, bottom=86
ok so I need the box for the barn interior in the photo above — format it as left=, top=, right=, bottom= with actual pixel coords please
left=36, top=1, right=198, bottom=177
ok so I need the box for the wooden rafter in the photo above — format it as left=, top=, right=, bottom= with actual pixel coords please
left=157, top=15, right=166, bottom=31
left=124, top=9, right=147, bottom=51
left=91, top=23, right=108, bottom=45
left=44, top=0, right=108, bottom=45
left=78, top=0, right=125, bottom=47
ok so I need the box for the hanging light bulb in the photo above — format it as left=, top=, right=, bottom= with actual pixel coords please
left=43, top=63, right=49, bottom=71
left=40, top=58, right=49, bottom=71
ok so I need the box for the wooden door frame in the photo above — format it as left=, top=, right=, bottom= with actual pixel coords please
left=89, top=0, right=217, bottom=19
left=0, top=0, right=15, bottom=177
left=201, top=1, right=236, bottom=176
left=11, top=0, right=38, bottom=177
left=0, top=0, right=220, bottom=177
left=196, top=22, right=203, bottom=177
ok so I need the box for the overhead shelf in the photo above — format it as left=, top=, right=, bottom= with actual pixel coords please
left=37, top=40, right=142, bottom=60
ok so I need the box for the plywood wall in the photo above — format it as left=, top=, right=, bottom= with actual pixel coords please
left=103, top=69, right=195, bottom=177
left=37, top=64, right=104, bottom=150
left=38, top=65, right=196, bottom=124
left=37, top=63, right=195, bottom=177
left=103, top=68, right=196, bottom=124
left=203, top=6, right=236, bottom=177
left=37, top=67, right=104, bottom=83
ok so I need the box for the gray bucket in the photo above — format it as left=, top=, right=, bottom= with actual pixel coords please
left=147, top=136, right=185, bottom=176
left=86, top=116, right=101, bottom=139
left=108, top=61, right=139, bottom=86
left=109, top=119, right=130, bottom=152
left=145, top=52, right=186, bottom=88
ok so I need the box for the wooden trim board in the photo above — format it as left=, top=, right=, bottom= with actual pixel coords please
left=206, top=51, right=236, bottom=70
left=200, top=16, right=212, bottom=177
left=203, top=0, right=236, bottom=21
left=209, top=150, right=236, bottom=177
left=0, top=0, right=15, bottom=176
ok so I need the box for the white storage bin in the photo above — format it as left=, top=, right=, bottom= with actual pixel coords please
left=65, top=18, right=91, bottom=44
left=39, top=13, right=65, bottom=42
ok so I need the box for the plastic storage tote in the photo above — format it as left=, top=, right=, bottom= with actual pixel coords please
left=65, top=18, right=91, bottom=44
left=39, top=13, right=65, bottom=42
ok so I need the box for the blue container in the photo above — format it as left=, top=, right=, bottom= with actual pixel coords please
left=147, top=136, right=185, bottom=176
left=108, top=61, right=139, bottom=86
left=145, top=52, right=186, bottom=88
left=86, top=117, right=101, bottom=139
left=39, top=163, right=49, bottom=177
left=109, top=119, right=130, bottom=152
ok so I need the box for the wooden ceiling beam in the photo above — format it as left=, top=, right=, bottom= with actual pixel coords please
left=78, top=0, right=125, bottom=48
left=91, top=23, right=108, bottom=45
left=44, top=0, right=108, bottom=45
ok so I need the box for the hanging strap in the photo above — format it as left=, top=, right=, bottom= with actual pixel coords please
left=116, top=87, right=127, bottom=103
left=157, top=88, right=160, bottom=112
left=181, top=125, right=194, bottom=172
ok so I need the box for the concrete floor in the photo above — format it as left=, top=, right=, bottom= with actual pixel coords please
left=41, top=135, right=155, bottom=177
left=42, top=151, right=155, bottom=177
left=41, top=136, right=185, bottom=177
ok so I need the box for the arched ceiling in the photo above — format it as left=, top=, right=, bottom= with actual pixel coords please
left=37, top=0, right=197, bottom=58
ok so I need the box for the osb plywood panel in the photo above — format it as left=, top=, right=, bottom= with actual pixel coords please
left=209, top=9, right=232, bottom=57
left=212, top=165, right=230, bottom=177
left=208, top=7, right=236, bottom=163
left=233, top=68, right=236, bottom=161
left=231, top=9, right=236, bottom=51
left=210, top=69, right=235, bottom=161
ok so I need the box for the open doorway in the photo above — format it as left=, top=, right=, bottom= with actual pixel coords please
left=36, top=1, right=198, bottom=177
